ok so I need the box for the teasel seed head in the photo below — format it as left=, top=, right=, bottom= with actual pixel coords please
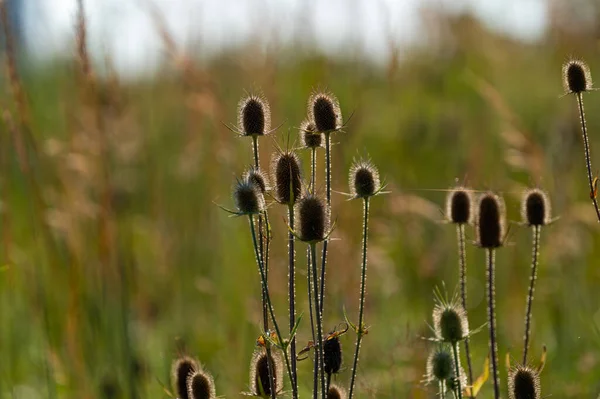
left=433, top=302, right=469, bottom=343
left=349, top=159, right=381, bottom=199
left=308, top=91, right=342, bottom=133
left=327, top=384, right=347, bottom=399
left=562, top=59, right=592, bottom=94
left=446, top=187, right=473, bottom=224
left=233, top=177, right=266, bottom=215
left=249, top=349, right=283, bottom=397
left=244, top=167, right=270, bottom=194
left=521, top=188, right=550, bottom=227
left=323, top=333, right=343, bottom=376
left=271, top=151, right=302, bottom=205
left=187, top=366, right=216, bottom=399
left=508, top=365, right=541, bottom=399
left=172, top=356, right=198, bottom=399
left=475, top=192, right=506, bottom=248
left=238, top=94, right=271, bottom=136
left=425, top=346, right=454, bottom=383
left=299, top=119, right=323, bottom=149
left=296, top=193, right=329, bottom=243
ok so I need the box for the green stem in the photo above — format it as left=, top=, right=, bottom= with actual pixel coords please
left=452, top=342, right=463, bottom=399
left=575, top=92, right=600, bottom=221
left=288, top=205, right=298, bottom=396
left=486, top=249, right=500, bottom=399
left=309, top=147, right=318, bottom=399
left=523, top=225, right=540, bottom=364
left=319, top=132, right=331, bottom=315
left=311, top=243, right=326, bottom=399
left=348, top=198, right=369, bottom=399
left=456, top=224, right=474, bottom=396
left=249, top=215, right=295, bottom=399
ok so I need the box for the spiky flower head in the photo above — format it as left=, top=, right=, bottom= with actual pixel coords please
left=425, top=346, right=454, bottom=383
left=308, top=91, right=342, bottom=133
left=562, top=59, right=592, bottom=94
left=433, top=299, right=469, bottom=343
left=521, top=188, right=551, bottom=227
left=238, top=94, right=271, bottom=136
left=323, top=332, right=343, bottom=376
left=244, top=167, right=270, bottom=194
left=508, top=365, right=541, bottom=399
left=296, top=193, right=329, bottom=243
left=299, top=119, right=323, bottom=149
left=475, top=192, right=506, bottom=248
left=349, top=159, right=381, bottom=199
left=187, top=366, right=216, bottom=399
left=446, top=187, right=473, bottom=224
left=249, top=349, right=283, bottom=398
left=172, top=356, right=199, bottom=399
left=271, top=151, right=302, bottom=205
left=233, top=177, right=265, bottom=215
left=327, top=384, right=347, bottom=399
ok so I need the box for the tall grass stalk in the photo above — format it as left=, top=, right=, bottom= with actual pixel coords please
left=522, top=225, right=540, bottom=364
left=348, top=198, right=370, bottom=399
left=486, top=248, right=500, bottom=399
left=456, top=224, right=474, bottom=395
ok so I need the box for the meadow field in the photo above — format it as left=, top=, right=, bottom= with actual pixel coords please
left=1, top=4, right=600, bottom=398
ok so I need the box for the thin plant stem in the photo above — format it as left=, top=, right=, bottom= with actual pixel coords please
left=456, top=224, right=474, bottom=395
left=523, top=225, right=541, bottom=364
left=348, top=198, right=370, bottom=399
left=252, top=135, right=260, bottom=169
left=452, top=342, right=463, bottom=399
left=308, top=147, right=318, bottom=399
left=575, top=92, right=600, bottom=222
left=249, top=215, right=296, bottom=399
left=288, top=205, right=298, bottom=395
left=311, top=148, right=317, bottom=190
left=319, top=132, right=332, bottom=315
left=485, top=249, right=500, bottom=399
left=311, top=243, right=326, bottom=399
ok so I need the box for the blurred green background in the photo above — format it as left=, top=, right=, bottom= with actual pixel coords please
left=1, top=1, right=600, bottom=398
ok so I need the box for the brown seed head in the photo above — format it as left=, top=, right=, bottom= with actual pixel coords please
left=187, top=367, right=216, bottom=399
left=433, top=303, right=469, bottom=343
left=521, top=188, right=550, bottom=227
left=349, top=159, right=381, bottom=198
left=446, top=187, right=473, bottom=224
left=308, top=91, right=342, bottom=133
left=172, top=356, right=198, bottom=399
left=238, top=94, right=271, bottom=136
left=299, top=119, right=323, bottom=149
left=323, top=333, right=342, bottom=376
left=508, top=365, right=541, bottom=399
left=244, top=167, right=270, bottom=194
left=476, top=192, right=505, bottom=248
left=249, top=349, right=283, bottom=397
left=296, top=193, right=329, bottom=243
left=426, top=347, right=454, bottom=383
left=271, top=152, right=302, bottom=205
left=327, top=384, right=347, bottom=399
left=233, top=177, right=265, bottom=215
left=562, top=60, right=592, bottom=94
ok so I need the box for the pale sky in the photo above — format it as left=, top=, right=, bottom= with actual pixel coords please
left=22, top=0, right=548, bottom=78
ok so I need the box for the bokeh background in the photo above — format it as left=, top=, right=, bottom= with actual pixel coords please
left=1, top=0, right=600, bottom=397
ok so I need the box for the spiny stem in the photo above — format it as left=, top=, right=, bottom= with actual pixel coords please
left=311, top=243, right=326, bottom=399
left=575, top=92, right=600, bottom=222
left=452, top=342, right=463, bottom=399
left=348, top=198, right=370, bottom=399
left=249, top=215, right=296, bottom=399
left=486, top=248, right=500, bottom=399
left=311, top=147, right=317, bottom=190
left=456, top=224, right=474, bottom=396
left=288, top=205, right=298, bottom=395
left=252, top=135, right=260, bottom=169
left=319, top=132, right=332, bottom=315
left=523, top=225, right=541, bottom=364
left=308, top=149, right=318, bottom=399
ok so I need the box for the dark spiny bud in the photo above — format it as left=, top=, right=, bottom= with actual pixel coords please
left=426, top=347, right=453, bottom=383
left=233, top=177, right=265, bottom=215
left=445, top=357, right=467, bottom=393
left=187, top=367, right=216, bottom=399
left=249, top=349, right=283, bottom=397
left=476, top=192, right=505, bottom=248
left=172, top=356, right=198, bottom=399
left=349, top=159, right=381, bottom=199
left=327, top=384, right=347, bottom=399
left=271, top=152, right=302, bottom=205
left=521, top=188, right=550, bottom=227
left=238, top=94, right=271, bottom=136
left=244, top=167, right=270, bottom=193
left=323, top=334, right=342, bottom=376
left=308, top=91, right=342, bottom=133
left=446, top=187, right=473, bottom=224
left=296, top=193, right=329, bottom=243
left=433, top=303, right=469, bottom=343
left=562, top=60, right=592, bottom=94
left=300, top=119, right=323, bottom=149
left=508, top=366, right=541, bottom=399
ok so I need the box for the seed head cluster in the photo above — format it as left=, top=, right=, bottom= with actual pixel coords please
left=187, top=368, right=216, bottom=399
left=508, top=366, right=541, bottom=399
left=476, top=192, right=506, bottom=248
left=296, top=193, right=329, bottom=243
left=172, top=356, right=199, bottom=399
left=562, top=60, right=592, bottom=94
left=521, top=188, right=551, bottom=227
left=272, top=152, right=302, bottom=205
left=308, top=91, right=342, bottom=133
left=249, top=349, right=283, bottom=397
left=349, top=160, right=380, bottom=199
left=446, top=187, right=472, bottom=224
left=238, top=94, right=271, bottom=136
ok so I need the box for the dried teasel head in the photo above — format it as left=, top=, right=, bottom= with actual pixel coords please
left=296, top=193, right=329, bottom=243
left=238, top=94, right=271, bottom=136
left=475, top=192, right=506, bottom=249
left=233, top=177, right=266, bottom=215
left=508, top=365, right=541, bottom=399
left=187, top=366, right=216, bottom=399
left=446, top=187, right=473, bottom=225
left=248, top=349, right=283, bottom=397
left=271, top=151, right=302, bottom=205
left=521, top=188, right=551, bottom=227
left=425, top=346, right=454, bottom=384
left=327, top=384, right=347, bottom=399
left=349, top=159, right=381, bottom=199
left=308, top=91, right=342, bottom=133
left=562, top=59, right=592, bottom=94
left=323, top=332, right=343, bottom=377
left=244, top=167, right=270, bottom=194
left=171, top=356, right=199, bottom=399
left=299, top=119, right=323, bottom=149
left=432, top=298, right=469, bottom=343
